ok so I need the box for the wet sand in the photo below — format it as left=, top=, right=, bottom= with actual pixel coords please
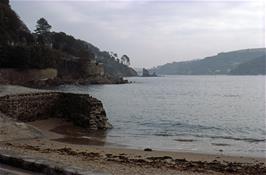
left=1, top=139, right=266, bottom=175
left=29, top=118, right=266, bottom=163
left=0, top=118, right=265, bottom=175
left=28, top=118, right=121, bottom=147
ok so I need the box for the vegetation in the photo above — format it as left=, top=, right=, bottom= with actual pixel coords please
left=35, top=18, right=51, bottom=35
left=34, top=18, right=52, bottom=45
left=0, top=1, right=33, bottom=45
left=49, top=32, right=137, bottom=77
left=230, top=56, right=266, bottom=75
left=151, top=48, right=266, bottom=75
left=121, top=55, right=130, bottom=66
left=0, top=0, right=9, bottom=6
left=50, top=32, right=94, bottom=59
left=95, top=51, right=136, bottom=77
left=0, top=45, right=63, bottom=69
left=0, top=1, right=137, bottom=80
left=142, top=68, right=157, bottom=77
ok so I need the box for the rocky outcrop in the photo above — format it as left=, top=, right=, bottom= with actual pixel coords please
left=142, top=68, right=157, bottom=77
left=0, top=92, right=112, bottom=130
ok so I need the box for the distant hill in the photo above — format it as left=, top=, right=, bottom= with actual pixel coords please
left=230, top=56, right=266, bottom=75
left=151, top=48, right=266, bottom=75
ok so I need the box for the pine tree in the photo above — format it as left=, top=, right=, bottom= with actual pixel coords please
left=34, top=18, right=51, bottom=35
left=34, top=18, right=52, bottom=45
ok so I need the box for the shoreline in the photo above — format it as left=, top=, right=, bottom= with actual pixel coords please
left=1, top=139, right=265, bottom=175
left=28, top=118, right=266, bottom=160
left=1, top=117, right=265, bottom=175
left=25, top=118, right=266, bottom=165
left=0, top=85, right=265, bottom=174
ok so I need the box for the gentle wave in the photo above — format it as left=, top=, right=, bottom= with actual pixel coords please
left=140, top=120, right=266, bottom=143
left=153, top=133, right=266, bottom=143
left=141, top=121, right=225, bottom=131
left=201, top=135, right=266, bottom=143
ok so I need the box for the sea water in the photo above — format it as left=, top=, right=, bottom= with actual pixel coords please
left=56, top=75, right=266, bottom=158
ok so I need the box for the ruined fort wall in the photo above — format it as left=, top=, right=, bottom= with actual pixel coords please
left=0, top=92, right=111, bottom=130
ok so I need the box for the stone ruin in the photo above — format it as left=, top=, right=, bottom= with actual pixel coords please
left=0, top=92, right=112, bottom=130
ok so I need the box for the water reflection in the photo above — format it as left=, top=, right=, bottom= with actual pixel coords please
left=50, top=123, right=123, bottom=146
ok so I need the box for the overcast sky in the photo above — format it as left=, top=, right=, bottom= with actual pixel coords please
left=11, top=0, right=265, bottom=68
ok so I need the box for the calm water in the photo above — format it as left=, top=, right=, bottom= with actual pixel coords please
left=56, top=76, right=266, bottom=157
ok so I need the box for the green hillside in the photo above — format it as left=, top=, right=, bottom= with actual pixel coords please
left=151, top=48, right=266, bottom=75
left=230, top=56, right=266, bottom=75
left=0, top=0, right=136, bottom=82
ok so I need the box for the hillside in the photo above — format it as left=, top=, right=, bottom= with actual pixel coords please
left=50, top=32, right=137, bottom=77
left=0, top=0, right=33, bottom=45
left=151, top=48, right=266, bottom=75
left=0, top=1, right=136, bottom=85
left=85, top=42, right=137, bottom=77
left=230, top=56, right=266, bottom=75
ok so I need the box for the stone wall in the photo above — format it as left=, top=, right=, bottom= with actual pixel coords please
left=0, top=68, right=57, bottom=85
left=0, top=92, right=111, bottom=130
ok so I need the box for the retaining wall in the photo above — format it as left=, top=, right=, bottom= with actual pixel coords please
left=0, top=92, right=111, bottom=130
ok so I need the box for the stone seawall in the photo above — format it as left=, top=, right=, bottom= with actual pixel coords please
left=0, top=68, right=57, bottom=85
left=0, top=92, right=111, bottom=130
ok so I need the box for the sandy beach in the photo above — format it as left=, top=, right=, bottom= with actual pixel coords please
left=1, top=117, right=265, bottom=175
left=1, top=0, right=266, bottom=173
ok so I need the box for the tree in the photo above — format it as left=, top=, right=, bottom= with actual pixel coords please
left=34, top=18, right=51, bottom=35
left=109, top=51, right=119, bottom=62
left=34, top=18, right=52, bottom=45
left=121, top=55, right=130, bottom=66
left=120, top=56, right=125, bottom=64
